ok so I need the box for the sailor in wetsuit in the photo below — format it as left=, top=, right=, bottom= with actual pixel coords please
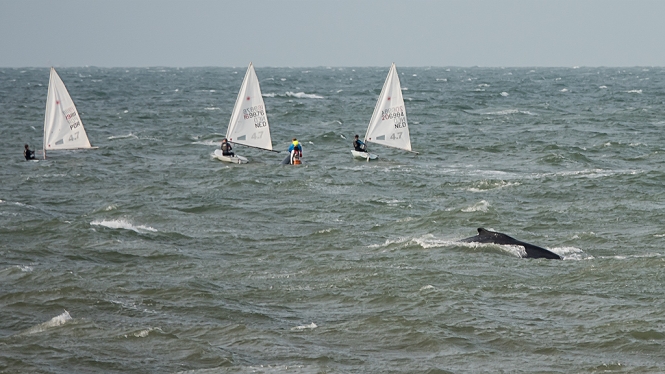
left=24, top=144, right=36, bottom=160
left=221, top=138, right=234, bottom=157
left=353, top=135, right=367, bottom=153
left=288, top=138, right=303, bottom=164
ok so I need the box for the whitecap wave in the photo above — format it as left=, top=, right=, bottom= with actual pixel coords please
left=291, top=322, right=317, bottom=331
left=204, top=107, right=220, bottom=111
left=412, top=234, right=456, bottom=249
left=500, top=92, right=509, bottom=97
left=108, top=133, right=138, bottom=140
left=192, top=140, right=219, bottom=146
left=368, top=237, right=410, bottom=249
left=626, top=89, right=642, bottom=94
left=262, top=93, right=276, bottom=97
left=461, top=200, right=490, bottom=212
left=467, top=180, right=521, bottom=192
left=551, top=246, right=588, bottom=260
left=286, top=91, right=324, bottom=99
left=484, top=109, right=536, bottom=116
left=560, top=88, right=568, bottom=92
left=21, top=310, right=72, bottom=335
left=91, top=219, right=158, bottom=233
left=125, top=327, right=162, bottom=338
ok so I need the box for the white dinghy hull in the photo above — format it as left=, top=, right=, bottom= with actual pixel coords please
left=213, top=149, right=248, bottom=164
left=351, top=150, right=378, bottom=160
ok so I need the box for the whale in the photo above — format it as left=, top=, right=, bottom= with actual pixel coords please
left=460, top=228, right=563, bottom=260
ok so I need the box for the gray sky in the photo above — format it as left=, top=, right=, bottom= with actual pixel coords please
left=1, top=0, right=663, bottom=67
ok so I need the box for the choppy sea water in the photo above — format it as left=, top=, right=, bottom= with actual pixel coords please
left=1, top=66, right=665, bottom=373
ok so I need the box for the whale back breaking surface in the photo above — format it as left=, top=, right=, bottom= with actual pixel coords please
left=461, top=228, right=563, bottom=260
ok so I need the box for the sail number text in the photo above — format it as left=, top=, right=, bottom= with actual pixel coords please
left=381, top=106, right=407, bottom=129
left=243, top=105, right=268, bottom=128
left=64, top=107, right=81, bottom=130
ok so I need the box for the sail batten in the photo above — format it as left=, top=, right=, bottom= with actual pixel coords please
left=225, top=63, right=273, bottom=151
left=43, top=68, right=93, bottom=157
left=364, top=63, right=412, bottom=152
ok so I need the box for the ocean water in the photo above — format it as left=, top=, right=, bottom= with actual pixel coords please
left=1, top=66, right=665, bottom=373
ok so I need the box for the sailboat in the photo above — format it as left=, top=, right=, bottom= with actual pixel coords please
left=352, top=63, right=416, bottom=160
left=43, top=67, right=97, bottom=159
left=214, top=62, right=274, bottom=164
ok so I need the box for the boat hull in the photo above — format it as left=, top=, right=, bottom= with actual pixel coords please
left=213, top=149, right=248, bottom=164
left=351, top=150, right=378, bottom=160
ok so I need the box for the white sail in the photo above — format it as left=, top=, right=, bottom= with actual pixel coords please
left=43, top=68, right=93, bottom=155
left=364, top=63, right=412, bottom=152
left=225, top=63, right=273, bottom=151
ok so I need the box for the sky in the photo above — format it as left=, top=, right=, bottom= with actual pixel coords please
left=1, top=0, right=664, bottom=67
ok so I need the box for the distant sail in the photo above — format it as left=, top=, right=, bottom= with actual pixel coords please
left=43, top=68, right=93, bottom=154
left=226, top=63, right=273, bottom=151
left=364, top=63, right=412, bottom=152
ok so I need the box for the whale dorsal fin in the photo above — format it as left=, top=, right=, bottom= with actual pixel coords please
left=477, top=228, right=491, bottom=235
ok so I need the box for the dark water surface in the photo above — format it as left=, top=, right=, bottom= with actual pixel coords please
left=1, top=66, right=665, bottom=373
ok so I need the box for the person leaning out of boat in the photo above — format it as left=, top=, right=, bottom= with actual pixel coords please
left=24, top=144, right=36, bottom=160
left=221, top=138, right=234, bottom=156
left=353, top=135, right=367, bottom=153
left=288, top=138, right=303, bottom=164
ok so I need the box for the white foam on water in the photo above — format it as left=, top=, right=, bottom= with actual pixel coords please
left=125, top=327, right=162, bottom=338
left=412, top=234, right=456, bottom=249
left=420, top=285, right=435, bottom=291
left=191, top=140, right=219, bottom=146
left=203, top=107, right=220, bottom=110
left=599, top=85, right=608, bottom=89
left=458, top=241, right=523, bottom=258
left=560, top=88, right=568, bottom=92
left=626, top=89, right=642, bottom=94
left=376, top=198, right=405, bottom=206
left=15, top=265, right=33, bottom=272
left=461, top=200, right=490, bottom=212
left=21, top=310, right=72, bottom=335
left=436, top=78, right=447, bottom=82
left=91, top=219, right=158, bottom=233
left=108, top=133, right=138, bottom=140
left=467, top=180, right=521, bottom=192
left=483, top=109, right=536, bottom=116
left=500, top=92, right=509, bottom=97
left=291, top=322, right=317, bottom=331
left=368, top=237, right=410, bottom=249
left=552, top=246, right=588, bottom=260
left=286, top=91, right=324, bottom=99
left=262, top=93, right=276, bottom=97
